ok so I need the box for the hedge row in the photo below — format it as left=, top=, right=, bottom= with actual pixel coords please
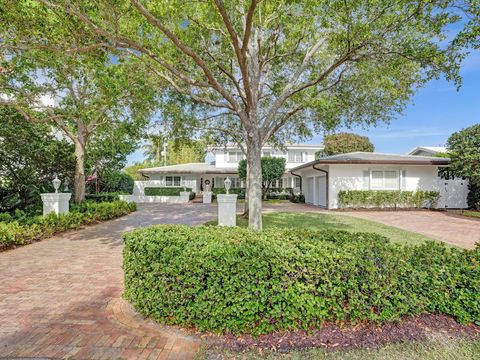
left=212, top=187, right=245, bottom=199
left=123, top=226, right=479, bottom=335
left=0, top=200, right=136, bottom=249
left=85, top=192, right=121, bottom=203
left=144, top=187, right=192, bottom=196
left=338, top=190, right=440, bottom=209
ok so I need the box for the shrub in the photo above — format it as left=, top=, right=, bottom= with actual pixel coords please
left=290, top=194, right=305, bottom=203
left=103, top=172, right=135, bottom=193
left=144, top=187, right=192, bottom=196
left=124, top=226, right=479, bottom=335
left=0, top=200, right=136, bottom=249
left=212, top=187, right=245, bottom=199
left=338, top=190, right=439, bottom=209
left=85, top=192, right=121, bottom=203
left=467, top=181, right=480, bottom=210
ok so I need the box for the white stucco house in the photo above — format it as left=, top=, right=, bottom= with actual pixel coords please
left=291, top=152, right=468, bottom=209
left=126, top=143, right=468, bottom=210
left=407, top=146, right=447, bottom=156
left=131, top=144, right=324, bottom=196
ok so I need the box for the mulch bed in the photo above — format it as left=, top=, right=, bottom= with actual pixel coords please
left=204, top=314, right=480, bottom=352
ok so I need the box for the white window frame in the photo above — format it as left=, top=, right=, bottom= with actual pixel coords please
left=165, top=175, right=182, bottom=187
left=369, top=170, right=400, bottom=190
left=262, top=151, right=272, bottom=157
left=227, top=151, right=243, bottom=163
left=288, top=151, right=303, bottom=163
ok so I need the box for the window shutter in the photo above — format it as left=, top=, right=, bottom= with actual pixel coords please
left=401, top=170, right=407, bottom=190
left=363, top=170, right=370, bottom=190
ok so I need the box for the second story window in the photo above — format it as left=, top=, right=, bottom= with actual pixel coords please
left=288, top=151, right=303, bottom=162
left=227, top=151, right=243, bottom=162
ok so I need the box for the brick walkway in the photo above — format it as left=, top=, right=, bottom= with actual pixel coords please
left=0, top=203, right=218, bottom=360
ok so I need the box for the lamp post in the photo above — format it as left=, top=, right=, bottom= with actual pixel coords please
left=217, top=176, right=237, bottom=226
left=41, top=174, right=71, bottom=216
left=224, top=177, right=232, bottom=194
left=52, top=174, right=61, bottom=193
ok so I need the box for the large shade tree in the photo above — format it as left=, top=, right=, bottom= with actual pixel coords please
left=2, top=0, right=478, bottom=228
left=0, top=106, right=75, bottom=211
left=0, top=49, right=156, bottom=203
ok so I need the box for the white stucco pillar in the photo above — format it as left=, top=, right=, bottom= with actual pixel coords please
left=203, top=191, right=212, bottom=204
left=40, top=193, right=72, bottom=216
left=217, top=194, right=237, bottom=226
left=179, top=191, right=190, bottom=203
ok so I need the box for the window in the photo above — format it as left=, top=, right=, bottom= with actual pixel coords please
left=228, top=151, right=243, bottom=162
left=262, top=151, right=271, bottom=157
left=294, top=177, right=301, bottom=188
left=165, top=176, right=181, bottom=187
left=288, top=151, right=303, bottom=162
left=370, top=170, right=399, bottom=190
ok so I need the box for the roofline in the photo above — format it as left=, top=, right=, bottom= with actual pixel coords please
left=209, top=144, right=324, bottom=151
left=407, top=146, right=446, bottom=155
left=290, top=158, right=450, bottom=171
left=138, top=169, right=238, bottom=175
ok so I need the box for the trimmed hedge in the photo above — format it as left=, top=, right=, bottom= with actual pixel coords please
left=85, top=192, right=121, bottom=203
left=290, top=194, right=305, bottom=203
left=338, top=190, right=440, bottom=209
left=212, top=187, right=245, bottom=199
left=144, top=187, right=192, bottom=196
left=0, top=200, right=136, bottom=249
left=123, top=226, right=479, bottom=335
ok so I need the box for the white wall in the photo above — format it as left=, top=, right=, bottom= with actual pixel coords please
left=298, top=164, right=468, bottom=209
left=213, top=148, right=319, bottom=170
left=133, top=176, right=197, bottom=195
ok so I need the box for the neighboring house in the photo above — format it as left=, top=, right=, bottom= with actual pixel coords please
left=133, top=144, right=324, bottom=195
left=291, top=152, right=468, bottom=209
left=407, top=146, right=447, bottom=156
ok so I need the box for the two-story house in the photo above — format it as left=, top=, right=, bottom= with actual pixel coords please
left=133, top=144, right=324, bottom=195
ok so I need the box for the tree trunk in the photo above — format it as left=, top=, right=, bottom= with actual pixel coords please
left=243, top=161, right=249, bottom=217
left=73, top=141, right=86, bottom=204
left=246, top=138, right=263, bottom=230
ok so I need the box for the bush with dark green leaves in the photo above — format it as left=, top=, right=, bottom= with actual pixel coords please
left=290, top=194, right=305, bottom=203
left=144, top=187, right=192, bottom=196
left=0, top=201, right=136, bottom=249
left=85, top=192, right=121, bottom=203
left=468, top=182, right=480, bottom=210
left=212, top=187, right=245, bottom=199
left=338, top=190, right=439, bottom=209
left=123, top=226, right=479, bottom=335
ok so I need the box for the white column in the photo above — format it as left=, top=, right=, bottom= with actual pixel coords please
left=179, top=191, right=190, bottom=203
left=217, top=194, right=237, bottom=226
left=203, top=191, right=212, bottom=203
left=40, top=193, right=72, bottom=216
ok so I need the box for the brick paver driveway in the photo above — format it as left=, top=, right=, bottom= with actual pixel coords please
left=264, top=203, right=480, bottom=249
left=0, top=203, right=218, bottom=360
left=340, top=210, right=480, bottom=249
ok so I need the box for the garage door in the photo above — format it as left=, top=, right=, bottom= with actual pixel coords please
left=306, top=177, right=314, bottom=204
left=316, top=176, right=327, bottom=207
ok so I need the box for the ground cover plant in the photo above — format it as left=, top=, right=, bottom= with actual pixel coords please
left=123, top=225, right=479, bottom=336
left=0, top=200, right=136, bottom=250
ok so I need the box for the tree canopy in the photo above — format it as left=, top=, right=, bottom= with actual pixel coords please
left=318, top=132, right=375, bottom=157
left=446, top=124, right=480, bottom=209
left=0, top=107, right=75, bottom=212
left=1, top=0, right=478, bottom=228
left=238, top=156, right=286, bottom=198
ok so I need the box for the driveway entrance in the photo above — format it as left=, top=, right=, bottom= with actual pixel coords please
left=0, top=203, right=217, bottom=360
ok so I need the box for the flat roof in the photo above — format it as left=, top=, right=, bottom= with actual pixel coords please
left=290, top=152, right=450, bottom=171
left=138, top=163, right=238, bottom=175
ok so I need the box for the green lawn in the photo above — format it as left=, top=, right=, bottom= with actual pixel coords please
left=201, top=334, right=480, bottom=360
left=463, top=210, right=480, bottom=219
left=208, top=211, right=437, bottom=245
